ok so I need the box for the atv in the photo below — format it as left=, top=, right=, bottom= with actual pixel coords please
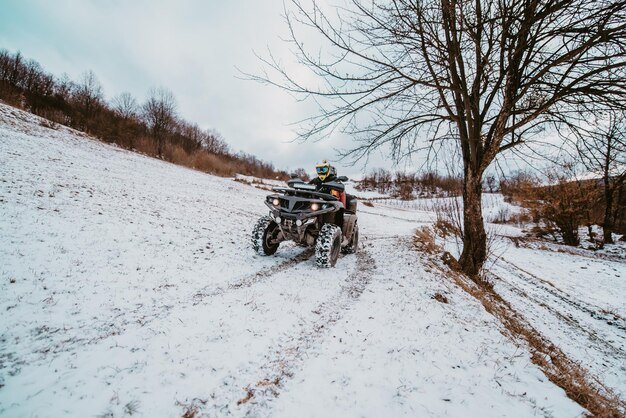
left=252, top=176, right=359, bottom=267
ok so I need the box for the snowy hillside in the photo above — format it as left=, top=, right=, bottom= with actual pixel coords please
left=0, top=103, right=621, bottom=416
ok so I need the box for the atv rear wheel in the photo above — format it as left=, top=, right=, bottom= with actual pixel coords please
left=315, top=223, right=342, bottom=268
left=252, top=216, right=281, bottom=256
left=342, top=222, right=359, bottom=254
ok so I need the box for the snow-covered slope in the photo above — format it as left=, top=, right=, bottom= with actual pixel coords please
left=491, top=239, right=626, bottom=397
left=0, top=103, right=590, bottom=417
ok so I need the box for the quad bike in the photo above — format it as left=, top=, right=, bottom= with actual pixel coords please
left=252, top=176, right=359, bottom=267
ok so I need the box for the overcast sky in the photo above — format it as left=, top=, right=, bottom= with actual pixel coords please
left=0, top=0, right=407, bottom=177
left=0, top=0, right=548, bottom=179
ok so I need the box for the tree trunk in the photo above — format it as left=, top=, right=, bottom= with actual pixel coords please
left=603, top=179, right=614, bottom=244
left=459, top=171, right=487, bottom=276
left=156, top=132, right=164, bottom=158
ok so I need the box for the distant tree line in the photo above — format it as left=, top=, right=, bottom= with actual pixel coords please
left=0, top=49, right=292, bottom=179
left=357, top=169, right=462, bottom=199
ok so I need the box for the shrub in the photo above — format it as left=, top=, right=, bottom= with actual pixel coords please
left=413, top=227, right=441, bottom=254
left=502, top=170, right=598, bottom=246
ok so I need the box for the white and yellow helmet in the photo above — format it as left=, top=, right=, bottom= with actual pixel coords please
left=315, top=159, right=335, bottom=181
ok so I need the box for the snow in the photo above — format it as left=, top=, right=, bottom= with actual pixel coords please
left=0, top=102, right=612, bottom=416
left=490, top=240, right=626, bottom=398
left=343, top=184, right=390, bottom=200
left=270, top=238, right=579, bottom=418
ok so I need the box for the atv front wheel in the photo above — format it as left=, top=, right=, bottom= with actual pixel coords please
left=315, top=223, right=342, bottom=268
left=342, top=222, right=359, bottom=254
left=252, top=216, right=281, bottom=256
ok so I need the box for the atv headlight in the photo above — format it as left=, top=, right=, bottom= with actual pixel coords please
left=311, top=202, right=320, bottom=211
left=272, top=198, right=280, bottom=206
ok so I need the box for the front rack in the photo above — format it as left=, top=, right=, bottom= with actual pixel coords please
left=271, top=187, right=339, bottom=201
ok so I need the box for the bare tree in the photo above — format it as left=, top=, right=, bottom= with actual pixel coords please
left=255, top=0, right=626, bottom=275
left=73, top=70, right=103, bottom=130
left=576, top=110, right=626, bottom=243
left=112, top=92, right=139, bottom=120
left=202, top=129, right=230, bottom=155
left=291, top=167, right=311, bottom=181
left=142, top=87, right=177, bottom=158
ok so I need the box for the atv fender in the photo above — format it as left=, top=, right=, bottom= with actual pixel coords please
left=342, top=214, right=357, bottom=246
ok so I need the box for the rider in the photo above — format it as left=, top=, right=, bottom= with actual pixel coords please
left=310, top=160, right=346, bottom=207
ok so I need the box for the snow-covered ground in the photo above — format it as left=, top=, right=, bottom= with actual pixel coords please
left=490, top=239, right=626, bottom=398
left=0, top=103, right=621, bottom=416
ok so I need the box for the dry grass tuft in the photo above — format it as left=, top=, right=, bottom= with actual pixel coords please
left=413, top=227, right=442, bottom=254
left=441, top=251, right=461, bottom=271
left=433, top=218, right=462, bottom=240
left=432, top=292, right=449, bottom=304
left=257, top=377, right=281, bottom=387
left=237, top=388, right=255, bottom=406
left=176, top=398, right=207, bottom=418
left=181, top=407, right=198, bottom=418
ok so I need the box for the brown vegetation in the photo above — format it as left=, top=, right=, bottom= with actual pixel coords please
left=501, top=170, right=625, bottom=246
left=412, top=226, right=442, bottom=254
left=573, top=110, right=626, bottom=244
left=432, top=292, right=449, bottom=304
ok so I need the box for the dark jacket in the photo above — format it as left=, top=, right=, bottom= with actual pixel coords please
left=309, top=174, right=338, bottom=187
left=310, top=174, right=345, bottom=196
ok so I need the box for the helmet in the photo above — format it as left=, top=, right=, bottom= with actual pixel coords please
left=315, top=159, right=334, bottom=181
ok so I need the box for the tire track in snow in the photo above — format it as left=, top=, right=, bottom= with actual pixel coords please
left=490, top=268, right=626, bottom=359
left=499, top=258, right=626, bottom=332
left=192, top=249, right=315, bottom=304
left=358, top=209, right=425, bottom=223
left=233, top=248, right=377, bottom=414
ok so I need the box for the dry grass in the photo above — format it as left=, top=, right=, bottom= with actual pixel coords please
left=412, top=227, right=442, bottom=254
left=432, top=292, right=449, bottom=303
left=133, top=136, right=158, bottom=156
left=176, top=398, right=207, bottom=418
left=236, top=388, right=255, bottom=406
left=433, top=218, right=461, bottom=240
left=416, top=249, right=625, bottom=417
left=39, top=118, right=59, bottom=130
left=233, top=177, right=274, bottom=191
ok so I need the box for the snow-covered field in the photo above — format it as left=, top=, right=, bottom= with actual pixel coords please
left=0, top=103, right=622, bottom=416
